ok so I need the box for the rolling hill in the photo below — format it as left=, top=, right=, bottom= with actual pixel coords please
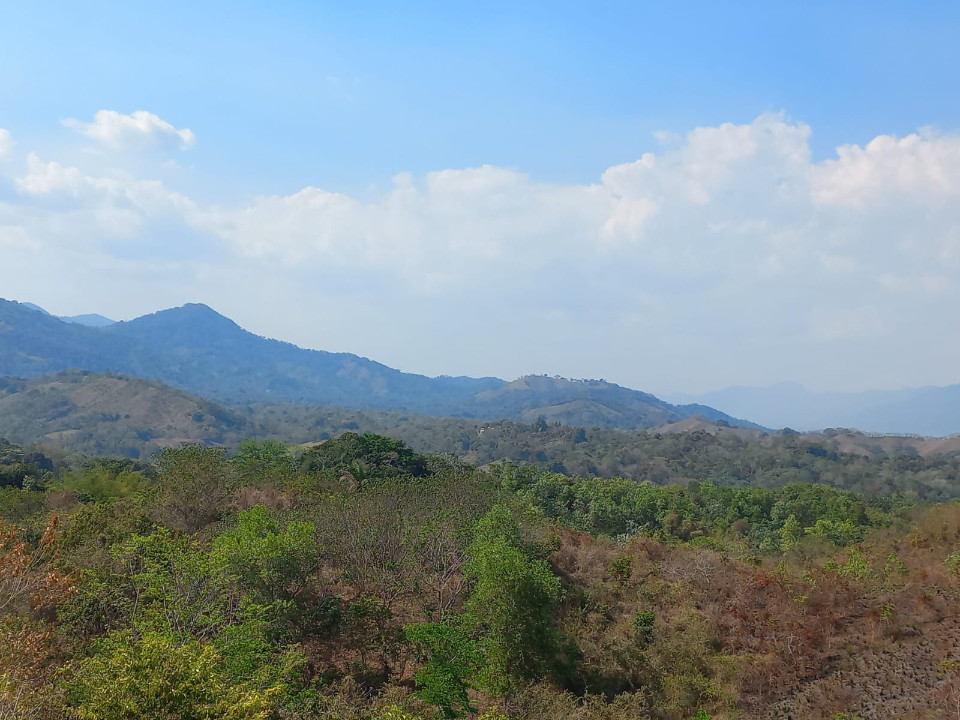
left=0, top=370, right=251, bottom=457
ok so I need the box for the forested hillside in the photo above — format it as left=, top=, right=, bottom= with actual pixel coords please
left=2, top=434, right=960, bottom=719
left=0, top=300, right=752, bottom=429
left=2, top=371, right=959, bottom=501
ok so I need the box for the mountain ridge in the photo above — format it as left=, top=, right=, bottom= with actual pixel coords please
left=0, top=298, right=756, bottom=430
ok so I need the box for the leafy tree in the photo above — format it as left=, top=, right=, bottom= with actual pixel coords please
left=212, top=505, right=316, bottom=606
left=405, top=621, right=480, bottom=718
left=116, top=529, right=238, bottom=640
left=231, top=439, right=296, bottom=487
left=300, top=432, right=428, bottom=485
left=0, top=439, right=53, bottom=491
left=460, top=506, right=570, bottom=698
left=65, top=631, right=277, bottom=720
left=59, top=459, right=150, bottom=502
left=779, top=513, right=802, bottom=552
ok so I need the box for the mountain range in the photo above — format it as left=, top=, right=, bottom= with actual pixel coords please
left=0, top=298, right=753, bottom=430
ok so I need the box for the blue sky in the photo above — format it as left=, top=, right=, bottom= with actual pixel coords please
left=2, top=2, right=959, bottom=394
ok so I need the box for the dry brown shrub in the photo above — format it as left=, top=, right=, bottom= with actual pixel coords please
left=43, top=490, right=79, bottom=513
left=910, top=504, right=960, bottom=547
left=233, top=484, right=295, bottom=512
left=800, top=674, right=862, bottom=719
left=659, top=547, right=723, bottom=587
left=512, top=683, right=653, bottom=720
left=551, top=530, right=619, bottom=586
left=0, top=517, right=74, bottom=720
left=631, top=537, right=670, bottom=563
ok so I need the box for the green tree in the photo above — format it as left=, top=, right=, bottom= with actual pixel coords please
left=460, top=506, right=570, bottom=698
left=65, top=631, right=276, bottom=720
left=404, top=622, right=480, bottom=718
left=231, top=440, right=296, bottom=487
left=116, top=529, right=238, bottom=640
left=212, top=505, right=316, bottom=606
left=779, top=513, right=803, bottom=552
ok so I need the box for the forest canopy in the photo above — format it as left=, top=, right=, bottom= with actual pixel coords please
left=1, top=432, right=960, bottom=719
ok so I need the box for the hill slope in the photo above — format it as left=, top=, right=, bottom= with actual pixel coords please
left=0, top=298, right=753, bottom=430
left=0, top=370, right=251, bottom=457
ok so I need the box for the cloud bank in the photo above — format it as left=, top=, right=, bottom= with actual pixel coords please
left=1, top=111, right=959, bottom=393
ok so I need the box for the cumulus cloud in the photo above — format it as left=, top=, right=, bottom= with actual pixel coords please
left=812, top=129, right=960, bottom=207
left=8, top=152, right=199, bottom=247
left=4, top=111, right=960, bottom=392
left=63, top=110, right=195, bottom=150
left=16, top=154, right=86, bottom=195
left=0, top=129, right=11, bottom=159
left=199, top=165, right=612, bottom=288
left=197, top=113, right=824, bottom=283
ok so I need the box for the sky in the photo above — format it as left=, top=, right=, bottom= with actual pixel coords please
left=1, top=1, right=959, bottom=395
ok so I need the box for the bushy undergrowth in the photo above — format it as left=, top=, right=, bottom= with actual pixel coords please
left=1, top=432, right=959, bottom=719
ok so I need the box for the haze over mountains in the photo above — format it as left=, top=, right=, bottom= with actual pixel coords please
left=5, top=298, right=960, bottom=436
left=671, top=383, right=960, bottom=437
left=0, top=298, right=751, bottom=431
left=20, top=302, right=116, bottom=328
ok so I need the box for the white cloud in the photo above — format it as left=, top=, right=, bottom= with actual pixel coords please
left=16, top=154, right=86, bottom=195
left=811, top=130, right=960, bottom=207
left=0, top=129, right=11, bottom=159
left=878, top=272, right=950, bottom=295
left=4, top=112, right=960, bottom=393
left=9, top=153, right=199, bottom=245
left=63, top=110, right=195, bottom=150
left=199, top=165, right=612, bottom=288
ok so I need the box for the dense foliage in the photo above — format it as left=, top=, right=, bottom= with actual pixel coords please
left=1, top=432, right=960, bottom=718
left=4, top=372, right=960, bottom=506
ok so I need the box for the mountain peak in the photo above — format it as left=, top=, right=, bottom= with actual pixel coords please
left=173, top=302, right=227, bottom=318
left=124, top=303, right=236, bottom=328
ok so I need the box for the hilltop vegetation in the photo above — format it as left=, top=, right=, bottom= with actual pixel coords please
left=2, top=433, right=960, bottom=718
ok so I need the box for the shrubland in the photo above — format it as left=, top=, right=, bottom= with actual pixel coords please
left=1, top=433, right=959, bottom=719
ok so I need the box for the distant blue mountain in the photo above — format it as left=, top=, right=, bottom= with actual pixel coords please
left=61, top=313, right=116, bottom=328
left=670, top=382, right=960, bottom=437
left=0, top=298, right=755, bottom=430
left=20, top=302, right=116, bottom=328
